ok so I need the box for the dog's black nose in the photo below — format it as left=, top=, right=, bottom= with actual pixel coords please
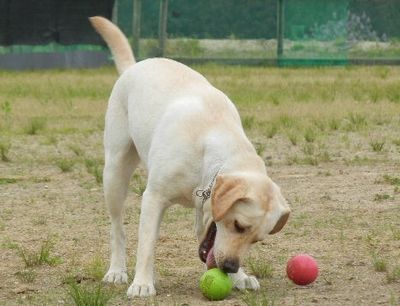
left=222, top=259, right=239, bottom=273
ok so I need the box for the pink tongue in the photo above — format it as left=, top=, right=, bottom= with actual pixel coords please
left=206, top=247, right=217, bottom=269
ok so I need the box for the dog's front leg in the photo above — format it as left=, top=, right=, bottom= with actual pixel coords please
left=127, top=190, right=166, bottom=298
left=229, top=268, right=260, bottom=290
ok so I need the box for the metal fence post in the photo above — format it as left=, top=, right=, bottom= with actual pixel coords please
left=277, top=0, right=285, bottom=58
left=133, top=0, right=141, bottom=57
left=158, top=0, right=168, bottom=57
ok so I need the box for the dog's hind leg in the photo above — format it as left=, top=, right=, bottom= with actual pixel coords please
left=103, top=98, right=139, bottom=284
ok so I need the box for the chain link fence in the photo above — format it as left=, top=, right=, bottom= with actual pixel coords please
left=1, top=0, right=399, bottom=68
left=116, top=0, right=400, bottom=65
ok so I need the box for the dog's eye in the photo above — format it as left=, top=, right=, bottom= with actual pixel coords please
left=234, top=220, right=246, bottom=233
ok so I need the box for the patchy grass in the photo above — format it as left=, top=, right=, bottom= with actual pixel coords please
left=386, top=266, right=400, bottom=283
left=0, top=177, right=18, bottom=185
left=67, top=281, right=113, bottom=306
left=246, top=257, right=274, bottom=279
left=17, top=239, right=62, bottom=268
left=55, top=158, right=76, bottom=173
left=0, top=140, right=11, bottom=162
left=0, top=65, right=400, bottom=305
left=383, top=175, right=400, bottom=186
left=372, top=254, right=388, bottom=272
left=241, top=290, right=276, bottom=306
left=84, top=255, right=107, bottom=281
left=370, top=140, right=385, bottom=152
left=374, top=193, right=393, bottom=202
left=25, top=117, right=47, bottom=135
left=85, top=158, right=104, bottom=184
left=132, top=173, right=146, bottom=196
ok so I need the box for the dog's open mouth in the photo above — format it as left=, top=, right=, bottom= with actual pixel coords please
left=199, top=222, right=216, bottom=268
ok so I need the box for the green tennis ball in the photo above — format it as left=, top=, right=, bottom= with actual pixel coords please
left=199, top=268, right=233, bottom=300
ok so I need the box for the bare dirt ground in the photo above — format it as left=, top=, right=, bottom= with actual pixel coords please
left=0, top=66, right=399, bottom=306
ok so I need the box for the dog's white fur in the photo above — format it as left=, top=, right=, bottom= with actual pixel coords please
left=90, top=16, right=290, bottom=298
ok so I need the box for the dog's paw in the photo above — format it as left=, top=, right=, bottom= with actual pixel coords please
left=103, top=270, right=128, bottom=284
left=229, top=269, right=260, bottom=290
left=127, top=282, right=156, bottom=298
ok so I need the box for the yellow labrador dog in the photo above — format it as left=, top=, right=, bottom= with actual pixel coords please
left=90, top=16, right=290, bottom=298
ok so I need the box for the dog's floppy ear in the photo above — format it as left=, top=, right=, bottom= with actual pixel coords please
left=212, top=175, right=247, bottom=222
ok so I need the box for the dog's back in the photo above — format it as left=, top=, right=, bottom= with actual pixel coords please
left=90, top=17, right=242, bottom=164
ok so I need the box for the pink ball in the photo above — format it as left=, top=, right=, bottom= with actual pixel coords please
left=286, top=254, right=319, bottom=285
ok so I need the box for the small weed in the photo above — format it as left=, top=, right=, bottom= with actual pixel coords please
left=17, top=239, right=62, bottom=268
left=132, top=173, right=146, bottom=196
left=344, top=113, right=367, bottom=131
left=373, top=193, right=392, bottom=202
left=67, top=281, right=113, bottom=306
left=84, top=255, right=106, bottom=281
left=376, top=66, right=390, bottom=79
left=0, top=177, right=18, bottom=185
left=32, top=216, right=47, bottom=226
left=287, top=155, right=300, bottom=165
left=370, top=141, right=385, bottom=152
left=254, top=142, right=266, bottom=157
left=389, top=291, right=398, bottom=306
left=25, top=117, right=47, bottom=135
left=390, top=226, right=400, bottom=240
left=159, top=265, right=173, bottom=277
left=69, top=144, right=84, bottom=157
left=265, top=125, right=278, bottom=139
left=386, top=266, right=400, bottom=283
left=269, top=92, right=281, bottom=105
left=372, top=254, right=387, bottom=272
left=246, top=257, right=273, bottom=279
left=241, top=290, right=276, bottom=306
left=278, top=115, right=296, bottom=129
left=312, top=119, right=325, bottom=131
left=1, top=239, right=19, bottom=250
left=387, top=85, right=400, bottom=103
left=303, top=156, right=319, bottom=166
left=1, top=100, right=12, bottom=116
left=1, top=100, right=12, bottom=129
left=42, top=135, right=58, bottom=145
left=318, top=170, right=332, bottom=176
left=319, top=151, right=331, bottom=163
left=0, top=140, right=11, bottom=162
left=56, top=158, right=75, bottom=173
left=393, top=139, right=400, bottom=147
left=15, top=269, right=36, bottom=283
left=383, top=175, right=400, bottom=186
left=242, top=116, right=256, bottom=130
left=369, top=89, right=381, bottom=103
left=304, top=128, right=316, bottom=143
left=302, top=143, right=315, bottom=156
left=287, top=133, right=298, bottom=146
left=85, top=158, right=104, bottom=185
left=328, top=118, right=340, bottom=131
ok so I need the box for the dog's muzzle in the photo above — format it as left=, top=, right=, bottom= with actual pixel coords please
left=221, top=258, right=239, bottom=273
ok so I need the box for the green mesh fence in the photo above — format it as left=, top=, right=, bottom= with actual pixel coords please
left=280, top=0, right=400, bottom=65
left=115, top=0, right=400, bottom=65
left=2, top=0, right=400, bottom=65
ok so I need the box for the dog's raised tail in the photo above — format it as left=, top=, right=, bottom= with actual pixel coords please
left=89, top=16, right=135, bottom=74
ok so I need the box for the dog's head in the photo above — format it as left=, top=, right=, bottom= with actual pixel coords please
left=199, top=173, right=290, bottom=273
